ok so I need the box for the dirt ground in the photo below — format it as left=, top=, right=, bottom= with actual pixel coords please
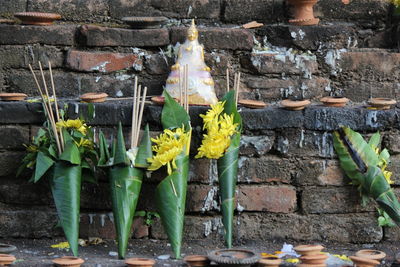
left=1, top=238, right=399, bottom=266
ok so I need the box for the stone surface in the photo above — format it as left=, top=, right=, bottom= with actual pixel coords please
left=224, top=0, right=285, bottom=23
left=0, top=151, right=25, bottom=176
left=79, top=25, right=170, bottom=47
left=0, top=0, right=27, bottom=18
left=0, top=125, right=29, bottom=150
left=66, top=50, right=142, bottom=73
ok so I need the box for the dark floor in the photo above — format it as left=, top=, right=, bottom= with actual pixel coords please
left=1, top=238, right=399, bottom=266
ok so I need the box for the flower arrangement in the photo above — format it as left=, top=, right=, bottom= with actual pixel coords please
left=147, top=83, right=191, bottom=259
left=333, top=126, right=400, bottom=226
left=196, top=89, right=242, bottom=248
left=19, top=62, right=97, bottom=256
left=98, top=78, right=152, bottom=259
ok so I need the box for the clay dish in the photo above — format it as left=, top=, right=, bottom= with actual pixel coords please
left=355, top=250, right=386, bottom=261
left=121, top=16, right=168, bottom=29
left=208, top=249, right=260, bottom=266
left=125, top=257, right=156, bottom=267
left=300, top=253, right=328, bottom=264
left=0, top=254, right=16, bottom=265
left=0, top=243, right=17, bottom=253
left=238, top=99, right=267, bottom=109
left=258, top=257, right=282, bottom=267
left=80, top=92, right=108, bottom=103
left=14, top=12, right=61, bottom=25
left=368, top=98, right=396, bottom=110
left=0, top=93, right=27, bottom=101
left=294, top=244, right=324, bottom=256
left=52, top=256, right=84, bottom=267
left=320, top=96, right=349, bottom=107
left=184, top=255, right=210, bottom=267
left=349, top=256, right=380, bottom=267
left=297, top=264, right=326, bottom=267
left=281, top=99, right=310, bottom=110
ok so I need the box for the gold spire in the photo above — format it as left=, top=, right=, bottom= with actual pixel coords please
left=187, top=19, right=198, bottom=41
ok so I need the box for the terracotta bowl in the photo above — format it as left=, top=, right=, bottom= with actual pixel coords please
left=125, top=257, right=156, bottom=267
left=80, top=92, right=108, bottom=103
left=121, top=16, right=168, bottom=29
left=14, top=12, right=61, bottom=25
left=294, top=244, right=324, bottom=256
left=349, top=256, right=380, bottom=267
left=0, top=254, right=16, bottom=265
left=281, top=99, right=311, bottom=110
left=0, top=93, right=27, bottom=101
left=297, top=264, right=326, bottom=267
left=300, top=253, right=328, bottom=264
left=355, top=250, right=386, bottom=261
left=368, top=98, right=396, bottom=110
left=52, top=256, right=84, bottom=267
left=238, top=99, right=267, bottom=109
left=258, top=257, right=282, bottom=267
left=320, top=96, right=349, bottom=107
left=184, top=255, right=210, bottom=267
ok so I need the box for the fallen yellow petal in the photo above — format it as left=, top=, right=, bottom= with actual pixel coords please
left=50, top=242, right=70, bottom=249
left=285, top=258, right=300, bottom=263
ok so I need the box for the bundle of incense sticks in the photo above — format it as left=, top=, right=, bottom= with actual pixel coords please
left=29, top=61, right=63, bottom=154
left=179, top=64, right=189, bottom=113
left=130, top=76, right=147, bottom=148
left=226, top=68, right=241, bottom=107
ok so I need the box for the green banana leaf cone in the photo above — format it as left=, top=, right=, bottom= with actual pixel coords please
left=155, top=152, right=189, bottom=259
left=217, top=133, right=240, bottom=248
left=50, top=161, right=82, bottom=257
left=110, top=165, right=144, bottom=259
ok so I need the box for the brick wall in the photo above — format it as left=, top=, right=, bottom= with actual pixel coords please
left=0, top=0, right=400, bottom=244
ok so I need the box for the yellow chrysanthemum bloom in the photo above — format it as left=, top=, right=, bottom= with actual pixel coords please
left=196, top=102, right=238, bottom=159
left=74, top=138, right=93, bottom=149
left=374, top=147, right=394, bottom=184
left=392, top=0, right=400, bottom=6
left=24, top=144, right=38, bottom=153
left=148, top=127, right=190, bottom=175
left=285, top=258, right=299, bottom=263
left=56, top=119, right=87, bottom=135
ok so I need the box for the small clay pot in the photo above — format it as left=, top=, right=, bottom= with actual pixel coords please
left=320, top=96, right=349, bottom=107
left=52, top=256, right=84, bottom=267
left=368, top=98, right=396, bottom=110
left=288, top=0, right=319, bottom=26
left=0, top=254, right=16, bottom=266
left=258, top=257, right=282, bottom=267
left=238, top=99, right=267, bottom=109
left=294, top=244, right=324, bottom=256
left=121, top=16, right=168, bottom=29
left=300, top=253, right=328, bottom=265
left=355, top=250, right=386, bottom=261
left=80, top=92, right=108, bottom=103
left=297, top=264, right=326, bottom=267
left=281, top=99, right=311, bottom=111
left=125, top=257, right=156, bottom=267
left=349, top=256, right=380, bottom=267
left=0, top=93, right=27, bottom=101
left=14, top=12, right=61, bottom=25
left=184, top=255, right=210, bottom=267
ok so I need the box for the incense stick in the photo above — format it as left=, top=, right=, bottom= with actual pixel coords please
left=135, top=86, right=147, bottom=147
left=48, top=61, right=64, bottom=150
left=179, top=67, right=183, bottom=107
left=185, top=65, right=189, bottom=112
left=28, top=64, right=51, bottom=119
left=235, top=72, right=241, bottom=107
left=134, top=84, right=142, bottom=147
left=226, top=68, right=230, bottom=93
left=131, top=77, right=138, bottom=148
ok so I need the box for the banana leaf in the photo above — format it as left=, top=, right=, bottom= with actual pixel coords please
left=49, top=161, right=82, bottom=257
left=98, top=123, right=152, bottom=259
left=155, top=151, right=188, bottom=259
left=333, top=126, right=400, bottom=225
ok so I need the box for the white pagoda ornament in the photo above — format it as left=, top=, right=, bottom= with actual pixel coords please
left=165, top=20, right=218, bottom=105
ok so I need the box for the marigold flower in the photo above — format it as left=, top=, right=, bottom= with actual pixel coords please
left=56, top=119, right=88, bottom=135
left=147, top=127, right=189, bottom=175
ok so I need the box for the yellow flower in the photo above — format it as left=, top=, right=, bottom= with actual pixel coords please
left=285, top=258, right=299, bottom=263
left=51, top=241, right=70, bottom=249
left=74, top=138, right=93, bottom=149
left=260, top=253, right=278, bottom=258
left=384, top=170, right=394, bottom=184
left=392, top=0, right=400, bottom=6
left=332, top=254, right=351, bottom=261
left=196, top=102, right=238, bottom=159
left=147, top=127, right=190, bottom=175
left=25, top=144, right=38, bottom=153
left=56, top=119, right=88, bottom=135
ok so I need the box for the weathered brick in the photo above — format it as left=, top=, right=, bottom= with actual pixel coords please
left=188, top=158, right=213, bottom=184
left=224, top=0, right=285, bottom=23
left=0, top=177, right=50, bottom=205
left=240, top=134, right=275, bottom=157
left=302, top=187, right=374, bottom=214
left=80, top=25, right=170, bottom=47
left=238, top=185, right=297, bottom=213
left=0, top=125, right=29, bottom=150
left=80, top=182, right=112, bottom=210
left=0, top=102, right=44, bottom=124
left=186, top=185, right=215, bottom=212
left=340, top=80, right=397, bottom=102
left=144, top=54, right=172, bottom=75
left=248, top=52, right=318, bottom=76
left=27, top=0, right=109, bottom=22
left=382, top=130, right=400, bottom=155
left=0, top=151, right=25, bottom=176
left=170, top=27, right=253, bottom=50
left=109, top=0, right=220, bottom=19
left=0, top=0, right=27, bottom=18
left=295, top=160, right=346, bottom=186
left=205, top=52, right=231, bottom=76
left=66, top=50, right=142, bottom=73
left=383, top=225, right=400, bottom=242
left=0, top=25, right=76, bottom=45
left=0, top=45, right=64, bottom=69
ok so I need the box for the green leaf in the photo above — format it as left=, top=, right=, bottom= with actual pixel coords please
left=33, top=151, right=55, bottom=183
left=217, top=133, right=240, bottom=248
left=155, top=152, right=188, bottom=259
left=368, top=132, right=381, bottom=149
left=113, top=123, right=128, bottom=166
left=135, top=124, right=152, bottom=168
left=135, top=211, right=146, bottom=217
left=49, top=161, right=82, bottom=256
left=59, top=141, right=81, bottom=165
left=98, top=131, right=110, bottom=167
left=109, top=165, right=143, bottom=259
left=161, top=91, right=190, bottom=130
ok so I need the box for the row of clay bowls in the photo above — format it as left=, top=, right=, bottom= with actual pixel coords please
left=0, top=92, right=108, bottom=103
left=294, top=245, right=328, bottom=267
left=350, top=249, right=386, bottom=267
